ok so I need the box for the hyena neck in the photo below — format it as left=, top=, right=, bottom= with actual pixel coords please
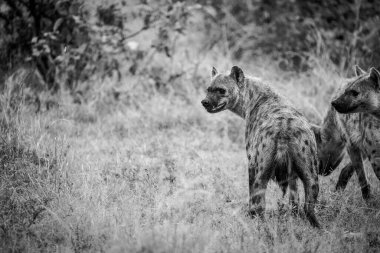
left=229, top=77, right=274, bottom=119
left=228, top=89, right=246, bottom=118
left=322, top=107, right=345, bottom=144
left=322, top=107, right=338, bottom=131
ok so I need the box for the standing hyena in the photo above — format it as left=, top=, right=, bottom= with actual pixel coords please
left=310, top=106, right=371, bottom=200
left=314, top=66, right=380, bottom=198
left=201, top=66, right=320, bottom=228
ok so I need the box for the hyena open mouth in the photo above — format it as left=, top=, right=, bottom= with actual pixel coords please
left=208, top=102, right=227, bottom=113
left=334, top=104, right=359, bottom=114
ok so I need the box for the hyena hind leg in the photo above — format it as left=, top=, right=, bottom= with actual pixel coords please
left=294, top=162, right=320, bottom=228
left=248, top=166, right=272, bottom=218
left=277, top=168, right=299, bottom=213
left=288, top=176, right=300, bottom=214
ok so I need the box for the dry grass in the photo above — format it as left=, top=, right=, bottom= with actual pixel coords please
left=1, top=57, right=380, bottom=253
left=1, top=8, right=380, bottom=250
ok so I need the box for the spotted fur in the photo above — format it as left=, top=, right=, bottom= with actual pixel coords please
left=313, top=66, right=380, bottom=200
left=201, top=66, right=320, bottom=228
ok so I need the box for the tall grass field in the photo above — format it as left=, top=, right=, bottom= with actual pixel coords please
left=1, top=1, right=380, bottom=252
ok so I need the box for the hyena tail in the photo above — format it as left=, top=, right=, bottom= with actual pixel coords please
left=274, top=140, right=292, bottom=194
left=274, top=138, right=290, bottom=165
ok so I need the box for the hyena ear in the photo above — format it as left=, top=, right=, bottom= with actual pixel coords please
left=310, top=124, right=322, bottom=144
left=354, top=65, right=366, bottom=77
left=211, top=67, right=218, bottom=78
left=230, top=66, right=245, bottom=89
left=369, top=67, right=380, bottom=87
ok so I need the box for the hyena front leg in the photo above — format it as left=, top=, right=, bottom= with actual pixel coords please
left=336, top=163, right=355, bottom=191
left=337, top=146, right=371, bottom=200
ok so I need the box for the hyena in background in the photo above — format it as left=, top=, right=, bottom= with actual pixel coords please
left=315, top=66, right=380, bottom=199
left=201, top=66, right=320, bottom=228
left=310, top=107, right=371, bottom=200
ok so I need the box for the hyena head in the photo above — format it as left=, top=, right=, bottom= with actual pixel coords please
left=331, top=66, right=380, bottom=114
left=311, top=118, right=346, bottom=175
left=201, top=66, right=244, bottom=113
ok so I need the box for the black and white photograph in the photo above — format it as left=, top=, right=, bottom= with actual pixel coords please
left=1, top=0, right=380, bottom=252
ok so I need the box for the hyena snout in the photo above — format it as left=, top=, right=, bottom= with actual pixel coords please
left=201, top=99, right=212, bottom=110
left=201, top=97, right=227, bottom=113
left=331, top=99, right=350, bottom=113
left=331, top=99, right=340, bottom=109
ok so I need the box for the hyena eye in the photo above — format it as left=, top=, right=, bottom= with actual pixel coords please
left=217, top=88, right=227, bottom=95
left=349, top=90, right=359, bottom=97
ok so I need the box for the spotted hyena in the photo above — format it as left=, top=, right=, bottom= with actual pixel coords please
left=310, top=107, right=370, bottom=200
left=201, top=66, right=320, bottom=228
left=314, top=66, right=380, bottom=199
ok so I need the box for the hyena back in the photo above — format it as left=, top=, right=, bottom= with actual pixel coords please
left=202, top=66, right=320, bottom=228
left=315, top=66, right=380, bottom=199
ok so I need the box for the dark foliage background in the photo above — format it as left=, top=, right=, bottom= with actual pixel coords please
left=1, top=0, right=379, bottom=92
